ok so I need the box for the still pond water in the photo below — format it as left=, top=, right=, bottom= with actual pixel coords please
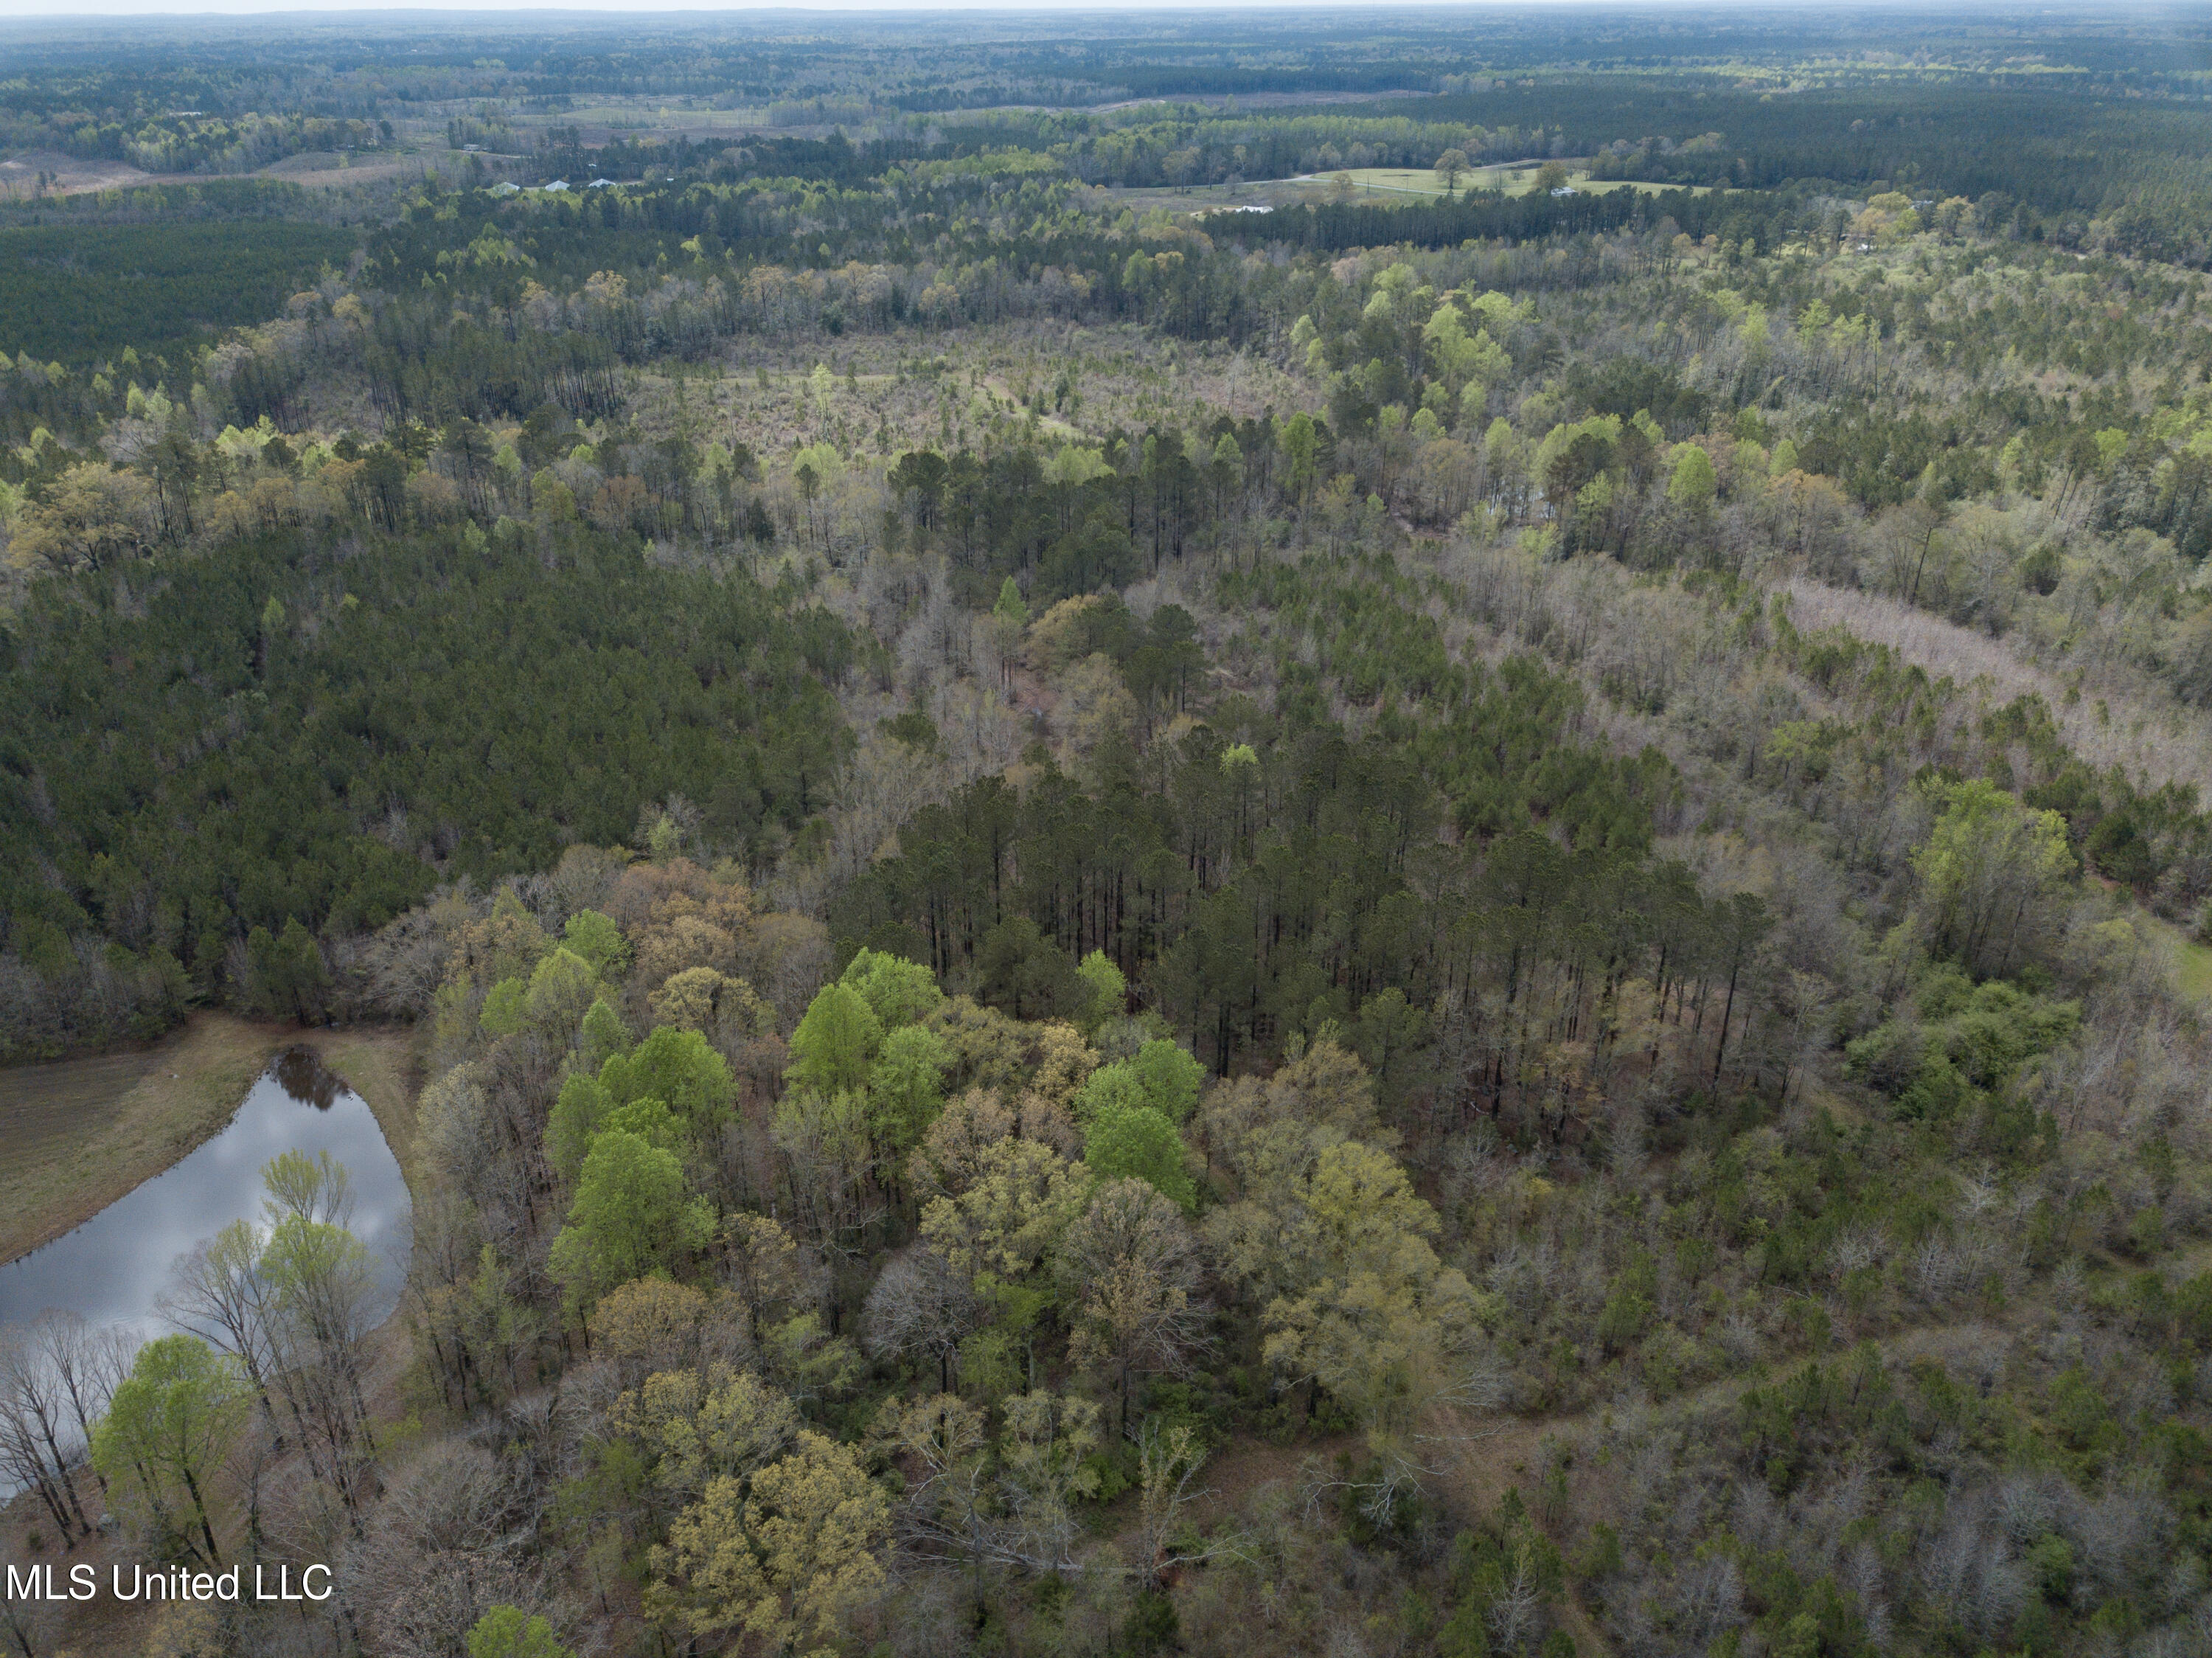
left=0, top=1048, right=411, bottom=1342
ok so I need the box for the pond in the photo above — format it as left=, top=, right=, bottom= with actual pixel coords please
left=0, top=1047, right=412, bottom=1343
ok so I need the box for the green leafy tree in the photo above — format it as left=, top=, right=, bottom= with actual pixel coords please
left=1280, top=412, right=1321, bottom=503
left=787, top=982, right=883, bottom=1095
left=1130, top=1038, right=1205, bottom=1123
left=1074, top=949, right=1127, bottom=1034
left=1667, top=443, right=1718, bottom=510
left=603, top=1025, right=737, bottom=1141
left=1912, top=778, right=2075, bottom=977
left=481, top=977, right=527, bottom=1037
left=1422, top=305, right=1509, bottom=395
left=467, top=1607, right=574, bottom=1658
left=547, top=1129, right=714, bottom=1313
left=604, top=1096, right=689, bottom=1156
left=579, top=996, right=630, bottom=1069
left=838, top=948, right=942, bottom=1030
left=524, top=946, right=597, bottom=1032
left=91, top=1335, right=248, bottom=1567
left=1256, top=1140, right=1492, bottom=1439
left=546, top=1071, right=615, bottom=1181
left=1072, top=1060, right=1148, bottom=1123
left=1084, top=1103, right=1195, bottom=1211
left=562, top=908, right=630, bottom=975
left=1076, top=1043, right=1203, bottom=1125
left=869, top=1024, right=950, bottom=1159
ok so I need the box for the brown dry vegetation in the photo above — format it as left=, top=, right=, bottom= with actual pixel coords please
left=630, top=319, right=1314, bottom=476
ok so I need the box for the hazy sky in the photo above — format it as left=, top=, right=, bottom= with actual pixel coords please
left=4, top=0, right=1509, bottom=15
left=0, top=0, right=1564, bottom=17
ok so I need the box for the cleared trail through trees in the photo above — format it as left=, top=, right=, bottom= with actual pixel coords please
left=1780, top=575, right=2212, bottom=805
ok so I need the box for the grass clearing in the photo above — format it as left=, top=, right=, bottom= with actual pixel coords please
left=1332, top=164, right=1539, bottom=197
left=1310, top=166, right=1711, bottom=204
left=0, top=1014, right=422, bottom=1265
left=2174, top=931, right=2212, bottom=1004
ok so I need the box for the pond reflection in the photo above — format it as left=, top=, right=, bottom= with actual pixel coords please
left=273, top=1044, right=344, bottom=1111
left=0, top=1047, right=411, bottom=1342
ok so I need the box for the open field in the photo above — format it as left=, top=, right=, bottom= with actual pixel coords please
left=0, top=144, right=479, bottom=205
left=1331, top=163, right=1547, bottom=196
left=2168, top=925, right=2212, bottom=1005
left=0, top=1015, right=422, bottom=1265
left=1329, top=164, right=1710, bottom=198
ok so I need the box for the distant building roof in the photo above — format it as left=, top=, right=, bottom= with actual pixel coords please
left=540, top=179, right=570, bottom=192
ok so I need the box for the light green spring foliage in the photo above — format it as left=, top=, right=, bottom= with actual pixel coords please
left=1072, top=1060, right=1149, bottom=1122
left=1082, top=1103, right=1195, bottom=1211
left=260, top=1210, right=373, bottom=1310
left=603, top=1095, right=687, bottom=1156
left=524, top=946, right=598, bottom=1030
left=1130, top=1037, right=1205, bottom=1123
left=1279, top=411, right=1319, bottom=493
left=547, top=1128, right=714, bottom=1310
left=868, top=1022, right=950, bottom=1154
left=579, top=996, right=630, bottom=1070
left=1074, top=1038, right=1205, bottom=1125
left=91, top=1334, right=250, bottom=1564
left=546, top=1071, right=615, bottom=1182
left=549, top=1022, right=731, bottom=1182
left=1074, top=948, right=1126, bottom=1033
left=479, top=976, right=528, bottom=1037
left=260, top=1145, right=351, bottom=1224
left=467, top=1606, right=574, bottom=1658
left=561, top=908, right=630, bottom=976
left=603, top=1025, right=737, bottom=1140
left=1420, top=302, right=1509, bottom=393
left=787, top=981, right=884, bottom=1095
left=1667, top=443, right=1718, bottom=510
left=838, top=947, right=943, bottom=1030
left=1845, top=971, right=2080, bottom=1121
left=1912, top=777, right=2076, bottom=977
left=1253, top=1138, right=1490, bottom=1439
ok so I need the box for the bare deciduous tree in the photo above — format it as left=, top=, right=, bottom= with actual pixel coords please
left=862, top=1246, right=978, bottom=1393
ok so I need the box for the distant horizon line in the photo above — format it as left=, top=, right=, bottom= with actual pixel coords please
left=0, top=0, right=2059, bottom=18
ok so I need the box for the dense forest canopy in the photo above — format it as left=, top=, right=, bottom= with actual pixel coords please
left=3, top=10, right=2212, bottom=1658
